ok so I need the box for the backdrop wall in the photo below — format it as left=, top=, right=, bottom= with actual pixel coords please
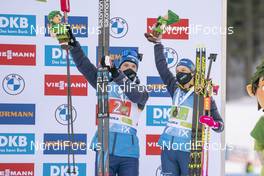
left=0, top=0, right=226, bottom=175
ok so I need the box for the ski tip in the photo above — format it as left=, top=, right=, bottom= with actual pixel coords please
left=196, top=45, right=201, bottom=50
left=195, top=45, right=206, bottom=51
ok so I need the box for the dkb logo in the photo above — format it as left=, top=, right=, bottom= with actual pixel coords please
left=0, top=14, right=36, bottom=36
left=0, top=133, right=35, bottom=154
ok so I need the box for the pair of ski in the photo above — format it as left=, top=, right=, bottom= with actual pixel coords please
left=54, top=0, right=109, bottom=175
left=96, top=0, right=110, bottom=176
left=189, top=48, right=217, bottom=176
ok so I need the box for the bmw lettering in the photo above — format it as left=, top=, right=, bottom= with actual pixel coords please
left=0, top=103, right=35, bottom=125
left=0, top=133, right=35, bottom=154
left=43, top=133, right=87, bottom=155
left=55, top=104, right=77, bottom=125
left=45, top=16, right=88, bottom=38
left=110, top=17, right=128, bottom=38
left=164, top=47, right=178, bottom=69
left=2, top=74, right=25, bottom=95
left=0, top=14, right=36, bottom=36
left=45, top=45, right=88, bottom=66
left=43, top=163, right=86, bottom=176
left=146, top=105, right=170, bottom=126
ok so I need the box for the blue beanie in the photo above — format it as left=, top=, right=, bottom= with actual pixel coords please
left=118, top=49, right=140, bottom=68
left=176, top=58, right=195, bottom=72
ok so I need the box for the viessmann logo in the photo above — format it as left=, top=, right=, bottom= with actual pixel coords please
left=147, top=18, right=189, bottom=40
left=146, top=134, right=161, bottom=155
left=0, top=163, right=34, bottom=176
left=0, top=44, right=36, bottom=66
left=44, top=75, right=88, bottom=96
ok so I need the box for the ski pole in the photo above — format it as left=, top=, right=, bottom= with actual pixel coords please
left=60, top=0, right=76, bottom=173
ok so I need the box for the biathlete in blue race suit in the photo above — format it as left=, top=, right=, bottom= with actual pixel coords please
left=146, top=33, right=224, bottom=176
left=67, top=28, right=149, bottom=176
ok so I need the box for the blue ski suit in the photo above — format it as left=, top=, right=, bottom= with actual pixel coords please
left=154, top=43, right=224, bottom=176
left=70, top=42, right=149, bottom=176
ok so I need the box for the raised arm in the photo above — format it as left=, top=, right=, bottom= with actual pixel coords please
left=70, top=41, right=97, bottom=89
left=154, top=43, right=178, bottom=97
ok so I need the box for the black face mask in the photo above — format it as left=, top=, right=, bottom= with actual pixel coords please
left=123, top=69, right=137, bottom=81
left=176, top=72, right=193, bottom=85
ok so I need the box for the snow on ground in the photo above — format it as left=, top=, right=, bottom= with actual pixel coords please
left=226, top=97, right=262, bottom=148
left=226, top=97, right=262, bottom=175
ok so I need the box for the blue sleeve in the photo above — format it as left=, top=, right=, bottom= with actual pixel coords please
left=211, top=98, right=224, bottom=133
left=113, top=72, right=149, bottom=109
left=154, top=43, right=178, bottom=97
left=70, top=41, right=97, bottom=89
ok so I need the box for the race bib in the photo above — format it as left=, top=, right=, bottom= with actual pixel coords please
left=108, top=99, right=134, bottom=126
left=109, top=99, right=132, bottom=117
left=170, top=106, right=190, bottom=121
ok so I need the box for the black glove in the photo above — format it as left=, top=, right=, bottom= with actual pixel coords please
left=101, top=56, right=111, bottom=69
left=110, top=67, right=119, bottom=78
left=67, top=26, right=77, bottom=47
left=101, top=56, right=120, bottom=78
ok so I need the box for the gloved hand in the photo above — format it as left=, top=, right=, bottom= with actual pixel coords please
left=199, top=115, right=220, bottom=129
left=144, top=22, right=162, bottom=44
left=66, top=26, right=77, bottom=47
left=144, top=30, right=162, bottom=44
left=101, top=55, right=112, bottom=68
left=101, top=56, right=119, bottom=78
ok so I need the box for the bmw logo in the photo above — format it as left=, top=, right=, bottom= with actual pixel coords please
left=110, top=17, right=128, bottom=38
left=156, top=165, right=162, bottom=176
left=55, top=104, right=77, bottom=125
left=2, top=74, right=25, bottom=95
left=164, top=47, right=179, bottom=69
